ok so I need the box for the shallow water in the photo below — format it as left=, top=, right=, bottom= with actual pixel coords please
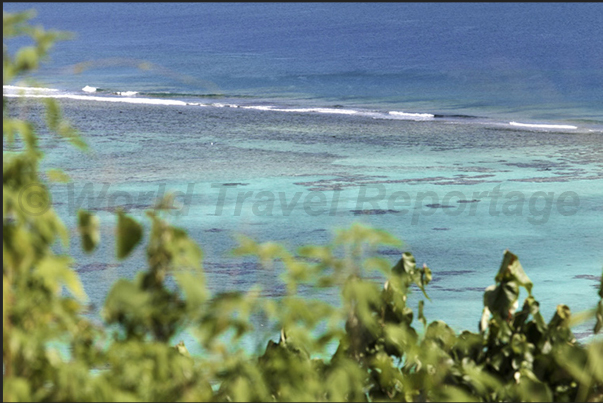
left=4, top=3, right=602, bottom=348
left=6, top=97, right=601, bottom=342
left=4, top=3, right=603, bottom=128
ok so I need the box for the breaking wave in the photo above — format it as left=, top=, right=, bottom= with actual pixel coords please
left=509, top=121, right=578, bottom=130
left=388, top=111, right=435, bottom=120
left=5, top=85, right=597, bottom=133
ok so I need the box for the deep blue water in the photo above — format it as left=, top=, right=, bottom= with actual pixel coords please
left=4, top=3, right=603, bottom=349
left=5, top=3, right=603, bottom=126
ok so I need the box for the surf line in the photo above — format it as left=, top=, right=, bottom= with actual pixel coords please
left=509, top=121, right=577, bottom=130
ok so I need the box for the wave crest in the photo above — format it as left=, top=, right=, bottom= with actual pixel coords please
left=388, top=111, right=434, bottom=120
left=4, top=85, right=59, bottom=93
left=509, top=121, right=577, bottom=130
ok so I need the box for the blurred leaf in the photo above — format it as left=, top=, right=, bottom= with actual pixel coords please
left=496, top=250, right=532, bottom=295
left=46, top=168, right=71, bottom=183
left=418, top=300, right=427, bottom=328
left=116, top=210, right=143, bottom=259
left=392, top=252, right=416, bottom=276
left=173, top=340, right=190, bottom=357
left=77, top=210, right=100, bottom=253
left=231, top=234, right=259, bottom=256
left=424, top=320, right=456, bottom=350
left=37, top=255, right=86, bottom=301
left=364, top=256, right=392, bottom=274
left=103, top=279, right=151, bottom=323
left=596, top=268, right=603, bottom=334
left=15, top=46, right=40, bottom=71
left=516, top=368, right=553, bottom=402
left=595, top=301, right=603, bottom=334
left=167, top=227, right=203, bottom=270
left=173, top=271, right=208, bottom=308
left=4, top=12, right=603, bottom=398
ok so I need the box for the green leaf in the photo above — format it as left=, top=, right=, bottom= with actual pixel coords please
left=516, top=368, right=553, bottom=402
left=342, top=278, right=382, bottom=334
left=524, top=296, right=547, bottom=333
left=418, top=300, right=427, bottom=328
left=392, top=252, right=416, bottom=276
left=595, top=268, right=603, bottom=334
left=2, top=377, right=32, bottom=402
left=335, top=223, right=402, bottom=248
left=257, top=241, right=287, bottom=263
left=415, top=264, right=432, bottom=300
left=14, top=46, right=40, bottom=72
left=424, top=320, right=456, bottom=350
left=436, top=385, right=480, bottom=402
left=384, top=324, right=417, bottom=352
left=57, top=121, right=87, bottom=150
left=231, top=234, right=259, bottom=256
left=595, top=300, right=603, bottom=334
left=173, top=271, right=208, bottom=308
left=480, top=307, right=491, bottom=332
left=102, top=279, right=151, bottom=323
left=46, top=168, right=71, bottom=183
left=363, top=256, right=392, bottom=274
left=77, top=210, right=100, bottom=253
left=484, top=282, right=519, bottom=319
left=115, top=210, right=143, bottom=259
left=496, top=250, right=532, bottom=295
left=37, top=255, right=86, bottom=301
left=167, top=227, right=203, bottom=270
left=173, top=340, right=190, bottom=357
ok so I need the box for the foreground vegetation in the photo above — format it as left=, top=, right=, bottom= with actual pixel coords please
left=4, top=10, right=603, bottom=402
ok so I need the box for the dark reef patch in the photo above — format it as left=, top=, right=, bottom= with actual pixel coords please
left=508, top=175, right=601, bottom=183
left=573, top=274, right=601, bottom=282
left=75, top=263, right=120, bottom=273
left=350, top=209, right=400, bottom=215
left=295, top=173, right=504, bottom=191
left=425, top=203, right=455, bottom=209
left=204, top=228, right=225, bottom=233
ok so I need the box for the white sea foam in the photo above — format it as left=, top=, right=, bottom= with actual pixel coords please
left=241, top=105, right=358, bottom=115
left=212, top=103, right=238, bottom=108
left=388, top=111, right=435, bottom=120
left=3, top=92, right=189, bottom=106
left=241, top=105, right=276, bottom=111
left=509, top=121, right=577, bottom=130
left=4, top=85, right=59, bottom=93
left=291, top=107, right=358, bottom=115
left=4, top=86, right=588, bottom=132
left=115, top=91, right=139, bottom=96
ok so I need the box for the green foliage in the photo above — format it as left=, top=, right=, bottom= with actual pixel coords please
left=115, top=210, right=143, bottom=260
left=4, top=10, right=603, bottom=402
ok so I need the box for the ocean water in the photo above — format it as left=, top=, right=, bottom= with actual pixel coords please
left=4, top=3, right=603, bottom=346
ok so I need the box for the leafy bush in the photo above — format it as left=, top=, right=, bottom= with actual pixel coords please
left=4, top=10, right=603, bottom=402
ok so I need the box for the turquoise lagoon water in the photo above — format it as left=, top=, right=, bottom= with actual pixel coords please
left=3, top=3, right=603, bottom=348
